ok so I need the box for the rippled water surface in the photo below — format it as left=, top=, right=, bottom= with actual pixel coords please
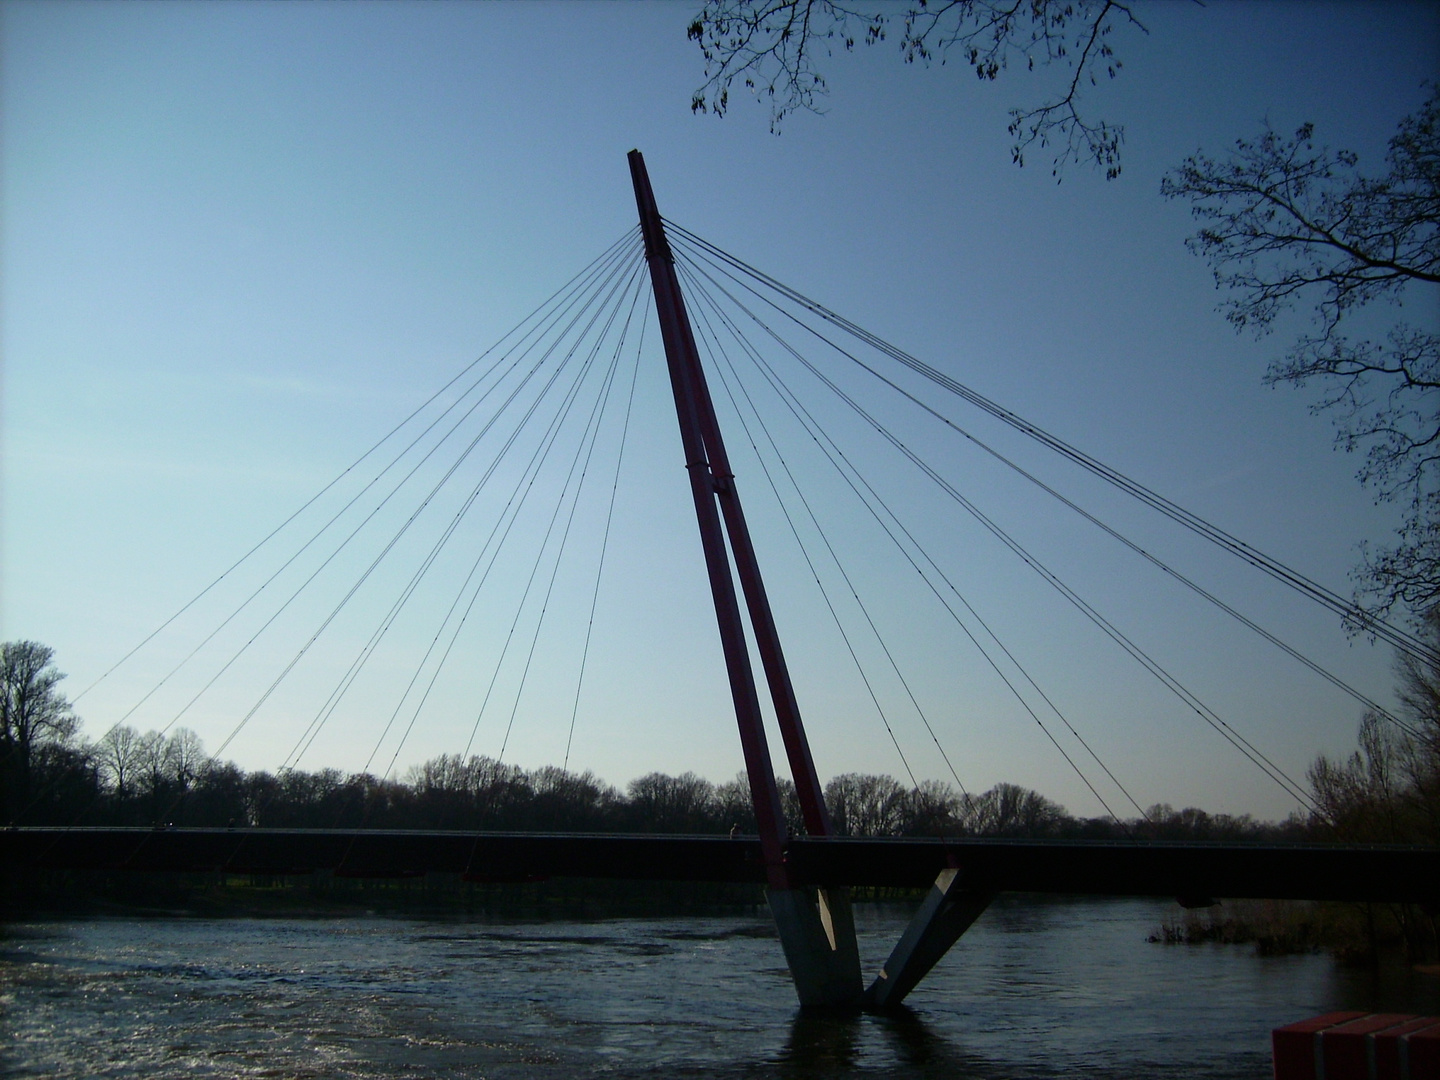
left=2, top=897, right=1434, bottom=1078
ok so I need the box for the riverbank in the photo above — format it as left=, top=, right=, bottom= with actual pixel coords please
left=1148, top=897, right=1440, bottom=967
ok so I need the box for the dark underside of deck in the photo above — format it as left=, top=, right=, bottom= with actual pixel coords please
left=3, top=827, right=1434, bottom=903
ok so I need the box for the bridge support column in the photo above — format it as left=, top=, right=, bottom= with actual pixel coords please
left=629, top=148, right=864, bottom=1011
left=863, top=868, right=995, bottom=1012
left=768, top=886, right=864, bottom=1009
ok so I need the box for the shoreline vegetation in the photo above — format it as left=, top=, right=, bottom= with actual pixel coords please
left=1147, top=898, right=1440, bottom=969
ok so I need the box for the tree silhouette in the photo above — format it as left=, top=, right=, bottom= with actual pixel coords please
left=688, top=0, right=1145, bottom=178
left=1164, top=90, right=1440, bottom=622
left=0, top=641, right=80, bottom=820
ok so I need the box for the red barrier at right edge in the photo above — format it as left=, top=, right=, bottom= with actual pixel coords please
left=1274, top=1012, right=1440, bottom=1080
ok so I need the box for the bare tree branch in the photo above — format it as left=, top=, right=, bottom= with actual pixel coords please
left=688, top=0, right=1146, bottom=178
left=1, top=640, right=80, bottom=820
left=1164, top=90, right=1440, bottom=623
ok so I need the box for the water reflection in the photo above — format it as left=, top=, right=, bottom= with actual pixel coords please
left=872, top=1006, right=970, bottom=1071
left=776, top=1011, right=862, bottom=1074
left=775, top=1007, right=1001, bottom=1080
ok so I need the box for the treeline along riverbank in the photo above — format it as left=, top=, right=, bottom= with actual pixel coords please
left=9, top=720, right=1301, bottom=840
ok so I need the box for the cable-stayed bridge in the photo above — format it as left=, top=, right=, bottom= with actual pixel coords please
left=5, top=153, right=1436, bottom=1011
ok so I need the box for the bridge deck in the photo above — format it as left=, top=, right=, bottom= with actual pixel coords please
left=2, top=828, right=1434, bottom=903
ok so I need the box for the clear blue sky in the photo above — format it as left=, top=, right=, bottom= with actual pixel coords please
left=4, top=1, right=1438, bottom=820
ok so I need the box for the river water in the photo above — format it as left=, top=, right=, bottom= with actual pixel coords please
left=2, top=896, right=1435, bottom=1079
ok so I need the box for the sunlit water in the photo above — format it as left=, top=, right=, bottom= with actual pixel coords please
left=2, top=896, right=1435, bottom=1078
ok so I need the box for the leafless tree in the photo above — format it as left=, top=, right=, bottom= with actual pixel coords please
left=1164, top=90, right=1440, bottom=621
left=95, top=724, right=143, bottom=798
left=905, top=778, right=966, bottom=835
left=0, top=640, right=80, bottom=816
left=960, top=781, right=1068, bottom=836
left=688, top=0, right=1145, bottom=178
left=530, top=764, right=620, bottom=828
left=716, top=772, right=758, bottom=832
left=626, top=770, right=720, bottom=832
left=1309, top=610, right=1440, bottom=847
left=164, top=728, right=210, bottom=791
left=824, top=772, right=910, bottom=835
left=135, top=730, right=171, bottom=802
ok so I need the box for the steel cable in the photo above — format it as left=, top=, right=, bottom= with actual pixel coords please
left=674, top=246, right=1317, bottom=812
left=666, top=221, right=1438, bottom=670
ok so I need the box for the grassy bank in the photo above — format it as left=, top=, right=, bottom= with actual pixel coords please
left=1149, top=898, right=1439, bottom=966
